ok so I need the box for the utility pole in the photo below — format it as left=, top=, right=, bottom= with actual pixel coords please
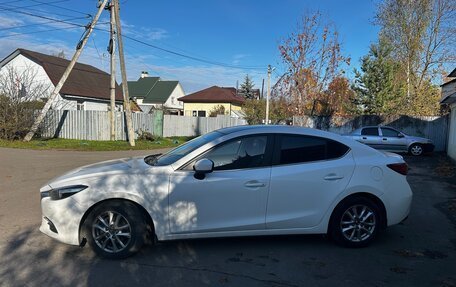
left=261, top=78, right=264, bottom=100
left=265, top=65, right=271, bottom=125
left=113, top=0, right=135, bottom=146
left=23, top=0, right=108, bottom=142
left=108, top=1, right=117, bottom=141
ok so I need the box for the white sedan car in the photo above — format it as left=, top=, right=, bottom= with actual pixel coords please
left=40, top=125, right=412, bottom=259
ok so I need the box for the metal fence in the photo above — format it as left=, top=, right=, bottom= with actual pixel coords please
left=293, top=115, right=449, bottom=151
left=39, top=110, right=246, bottom=140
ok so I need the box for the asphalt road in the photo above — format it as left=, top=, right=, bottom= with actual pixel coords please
left=0, top=148, right=455, bottom=287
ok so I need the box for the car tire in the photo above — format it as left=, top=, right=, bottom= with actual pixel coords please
left=83, top=200, right=146, bottom=259
left=328, top=196, right=381, bottom=248
left=409, top=143, right=423, bottom=156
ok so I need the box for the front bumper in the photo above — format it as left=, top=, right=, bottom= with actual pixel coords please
left=39, top=197, right=84, bottom=246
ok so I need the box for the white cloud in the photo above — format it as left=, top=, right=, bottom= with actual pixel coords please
left=232, top=53, right=248, bottom=65
left=0, top=15, right=24, bottom=28
left=119, top=19, right=168, bottom=41
left=144, top=28, right=168, bottom=40
left=141, top=64, right=266, bottom=93
left=0, top=29, right=265, bottom=95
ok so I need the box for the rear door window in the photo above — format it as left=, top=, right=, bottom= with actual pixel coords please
left=275, top=135, right=349, bottom=165
left=381, top=127, right=399, bottom=137
left=361, top=127, right=379, bottom=136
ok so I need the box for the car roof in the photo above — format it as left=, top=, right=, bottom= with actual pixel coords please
left=217, top=125, right=323, bottom=135
left=216, top=125, right=355, bottom=143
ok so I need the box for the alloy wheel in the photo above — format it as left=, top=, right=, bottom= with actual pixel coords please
left=92, top=211, right=132, bottom=253
left=340, top=205, right=376, bottom=243
left=410, top=145, right=423, bottom=156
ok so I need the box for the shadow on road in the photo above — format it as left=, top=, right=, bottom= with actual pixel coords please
left=1, top=153, right=456, bottom=287
left=0, top=225, right=332, bottom=287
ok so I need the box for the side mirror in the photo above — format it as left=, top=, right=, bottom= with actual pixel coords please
left=193, top=158, right=214, bottom=180
left=398, top=133, right=405, bottom=138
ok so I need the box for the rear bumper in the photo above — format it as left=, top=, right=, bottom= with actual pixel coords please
left=381, top=175, right=413, bottom=226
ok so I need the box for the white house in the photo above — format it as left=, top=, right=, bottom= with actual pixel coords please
left=128, top=72, right=184, bottom=114
left=441, top=68, right=456, bottom=161
left=0, top=48, right=124, bottom=111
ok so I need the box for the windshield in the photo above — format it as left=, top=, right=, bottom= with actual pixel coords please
left=146, top=131, right=223, bottom=166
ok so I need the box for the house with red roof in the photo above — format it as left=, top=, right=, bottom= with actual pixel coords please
left=178, top=86, right=245, bottom=117
left=0, top=48, right=126, bottom=111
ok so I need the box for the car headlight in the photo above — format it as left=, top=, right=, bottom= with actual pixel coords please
left=47, top=185, right=88, bottom=200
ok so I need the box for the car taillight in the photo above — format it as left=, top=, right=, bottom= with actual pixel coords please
left=387, top=163, right=408, bottom=175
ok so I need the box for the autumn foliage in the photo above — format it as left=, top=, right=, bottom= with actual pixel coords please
left=275, top=12, right=353, bottom=116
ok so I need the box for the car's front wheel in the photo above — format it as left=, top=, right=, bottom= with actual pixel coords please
left=329, top=196, right=381, bottom=247
left=83, top=200, right=146, bottom=259
left=409, top=143, right=423, bottom=156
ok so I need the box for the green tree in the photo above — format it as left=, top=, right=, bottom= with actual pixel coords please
left=242, top=99, right=265, bottom=124
left=352, top=38, right=404, bottom=115
left=238, top=75, right=256, bottom=99
left=242, top=99, right=292, bottom=124
left=208, top=105, right=226, bottom=117
left=375, top=0, right=454, bottom=115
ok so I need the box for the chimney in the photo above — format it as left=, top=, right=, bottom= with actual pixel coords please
left=140, top=71, right=149, bottom=78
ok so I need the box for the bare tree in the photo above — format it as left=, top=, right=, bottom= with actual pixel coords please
left=0, top=65, right=51, bottom=139
left=277, top=12, right=350, bottom=116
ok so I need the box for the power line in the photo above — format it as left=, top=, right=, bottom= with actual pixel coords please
left=0, top=0, right=80, bottom=19
left=0, top=0, right=23, bottom=5
left=0, top=26, right=81, bottom=38
left=1, top=7, right=267, bottom=71
left=30, top=0, right=92, bottom=17
left=0, top=16, right=89, bottom=31
left=0, top=0, right=69, bottom=10
left=120, top=34, right=266, bottom=70
left=0, top=8, right=88, bottom=29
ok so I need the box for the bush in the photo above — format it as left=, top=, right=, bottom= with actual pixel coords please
left=137, top=130, right=158, bottom=141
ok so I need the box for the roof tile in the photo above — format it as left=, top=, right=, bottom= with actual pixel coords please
left=17, top=48, right=123, bottom=101
left=179, top=86, right=245, bottom=105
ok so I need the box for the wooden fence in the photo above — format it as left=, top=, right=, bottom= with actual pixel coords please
left=39, top=110, right=246, bottom=140
left=163, top=115, right=247, bottom=137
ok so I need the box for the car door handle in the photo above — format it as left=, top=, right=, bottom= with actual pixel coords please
left=244, top=181, right=266, bottom=188
left=382, top=138, right=387, bottom=141
left=323, top=174, right=344, bottom=181
left=362, top=137, right=367, bottom=140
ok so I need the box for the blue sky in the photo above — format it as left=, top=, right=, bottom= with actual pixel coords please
left=0, top=0, right=379, bottom=93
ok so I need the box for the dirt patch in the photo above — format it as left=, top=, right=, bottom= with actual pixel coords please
left=390, top=266, right=413, bottom=274
left=394, top=249, right=448, bottom=259
left=435, top=158, right=456, bottom=178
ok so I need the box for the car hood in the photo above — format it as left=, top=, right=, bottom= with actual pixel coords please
left=45, top=156, right=149, bottom=187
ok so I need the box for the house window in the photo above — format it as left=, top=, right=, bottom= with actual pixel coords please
left=77, top=101, right=84, bottom=110
left=190, top=110, right=206, bottom=117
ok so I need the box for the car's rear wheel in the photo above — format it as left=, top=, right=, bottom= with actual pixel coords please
left=329, top=196, right=381, bottom=247
left=83, top=200, right=146, bottom=259
left=409, top=143, right=423, bottom=156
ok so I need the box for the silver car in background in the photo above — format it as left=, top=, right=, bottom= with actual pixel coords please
left=344, top=126, right=434, bottom=156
